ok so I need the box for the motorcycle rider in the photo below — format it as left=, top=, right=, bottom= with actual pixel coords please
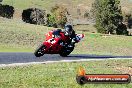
left=34, top=24, right=84, bottom=57
left=52, top=24, right=77, bottom=46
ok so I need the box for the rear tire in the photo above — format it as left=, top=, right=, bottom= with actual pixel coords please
left=59, top=45, right=74, bottom=57
left=59, top=52, right=70, bottom=57
left=34, top=44, right=46, bottom=57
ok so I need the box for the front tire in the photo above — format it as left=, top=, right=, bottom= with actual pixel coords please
left=34, top=44, right=46, bottom=57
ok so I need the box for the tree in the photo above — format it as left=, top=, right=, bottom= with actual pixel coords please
left=123, top=13, right=132, bottom=29
left=50, top=4, right=68, bottom=28
left=0, top=4, right=14, bottom=19
left=46, top=14, right=57, bottom=27
left=91, top=0, right=123, bottom=34
left=0, top=0, right=2, bottom=3
left=22, top=8, right=47, bottom=25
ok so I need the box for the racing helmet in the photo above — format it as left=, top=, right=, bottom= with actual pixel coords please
left=64, top=24, right=73, bottom=36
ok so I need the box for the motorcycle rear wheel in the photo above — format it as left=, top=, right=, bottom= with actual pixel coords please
left=34, top=44, right=46, bottom=57
left=59, top=45, right=74, bottom=57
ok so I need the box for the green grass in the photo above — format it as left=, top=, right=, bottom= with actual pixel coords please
left=0, top=18, right=52, bottom=52
left=2, top=0, right=132, bottom=10
left=0, top=17, right=132, bottom=56
left=0, top=44, right=33, bottom=52
left=1, top=0, right=132, bottom=20
left=2, top=0, right=94, bottom=10
left=73, top=32, right=132, bottom=56
left=0, top=1, right=132, bottom=88
left=0, top=59, right=132, bottom=88
left=74, top=24, right=97, bottom=33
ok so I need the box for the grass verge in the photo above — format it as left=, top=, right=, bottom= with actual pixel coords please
left=0, top=18, right=132, bottom=56
left=0, top=59, right=132, bottom=88
left=0, top=18, right=52, bottom=52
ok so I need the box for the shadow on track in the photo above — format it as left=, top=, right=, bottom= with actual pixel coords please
left=68, top=54, right=132, bottom=59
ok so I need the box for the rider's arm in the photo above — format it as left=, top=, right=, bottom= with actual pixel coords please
left=70, top=30, right=78, bottom=43
left=52, top=29, right=62, bottom=38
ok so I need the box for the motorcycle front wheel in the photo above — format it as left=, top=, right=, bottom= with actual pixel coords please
left=34, top=44, right=46, bottom=57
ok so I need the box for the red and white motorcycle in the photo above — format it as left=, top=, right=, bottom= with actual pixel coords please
left=34, top=30, right=84, bottom=57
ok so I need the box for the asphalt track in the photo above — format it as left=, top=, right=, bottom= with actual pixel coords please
left=0, top=53, right=132, bottom=67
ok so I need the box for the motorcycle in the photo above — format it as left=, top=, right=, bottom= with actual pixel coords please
left=34, top=30, right=84, bottom=57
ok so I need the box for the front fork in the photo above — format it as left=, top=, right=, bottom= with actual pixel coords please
left=43, top=41, right=51, bottom=52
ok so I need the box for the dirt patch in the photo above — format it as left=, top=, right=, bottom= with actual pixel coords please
left=13, top=8, right=22, bottom=19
